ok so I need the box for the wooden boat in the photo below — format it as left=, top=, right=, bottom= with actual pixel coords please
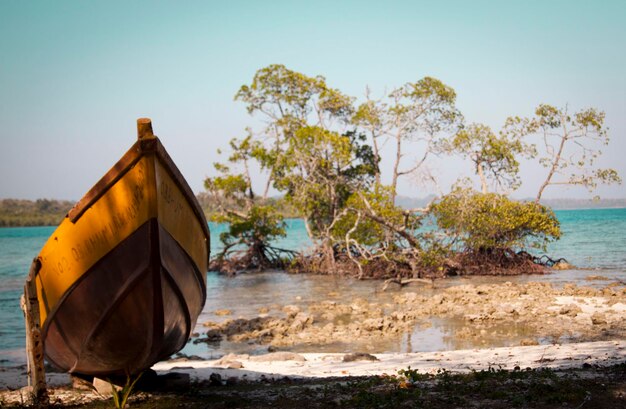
left=27, top=119, right=210, bottom=377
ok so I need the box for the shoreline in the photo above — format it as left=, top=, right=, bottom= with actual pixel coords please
left=153, top=340, right=626, bottom=381
left=1, top=205, right=625, bottom=229
left=1, top=340, right=624, bottom=406
left=191, top=278, right=626, bottom=358
left=1, top=277, right=625, bottom=407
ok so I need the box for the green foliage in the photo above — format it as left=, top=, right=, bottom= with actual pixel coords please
left=506, top=104, right=621, bottom=201
left=333, top=186, right=420, bottom=249
left=332, top=190, right=393, bottom=247
left=233, top=64, right=368, bottom=257
left=431, top=189, right=561, bottom=252
left=204, top=136, right=286, bottom=264
left=439, top=123, right=534, bottom=193
left=394, top=366, right=592, bottom=407
left=416, top=236, right=453, bottom=268
left=109, top=372, right=143, bottom=409
left=273, top=127, right=376, bottom=243
left=235, top=64, right=354, bottom=139
left=205, top=174, right=248, bottom=200
left=0, top=198, right=73, bottom=227
left=217, top=205, right=286, bottom=250
left=388, top=76, right=462, bottom=136
left=207, top=65, right=620, bottom=277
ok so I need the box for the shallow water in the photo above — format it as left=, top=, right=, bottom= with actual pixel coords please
left=0, top=208, right=625, bottom=366
left=177, top=267, right=626, bottom=359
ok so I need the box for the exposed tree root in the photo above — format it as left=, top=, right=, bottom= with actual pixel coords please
left=449, top=248, right=550, bottom=276
left=288, top=246, right=564, bottom=280
left=209, top=244, right=298, bottom=275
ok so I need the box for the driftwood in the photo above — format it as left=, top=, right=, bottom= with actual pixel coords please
left=21, top=258, right=49, bottom=406
left=382, top=277, right=434, bottom=291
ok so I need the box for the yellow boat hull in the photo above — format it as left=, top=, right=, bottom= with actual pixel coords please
left=32, top=120, right=209, bottom=375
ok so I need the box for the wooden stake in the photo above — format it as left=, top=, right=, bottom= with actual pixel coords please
left=22, top=258, right=49, bottom=406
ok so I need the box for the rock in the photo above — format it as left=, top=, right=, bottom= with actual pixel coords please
left=431, top=294, right=444, bottom=305
left=519, top=338, right=539, bottom=346
left=290, top=313, right=313, bottom=331
left=71, top=375, right=95, bottom=391
left=559, top=304, right=582, bottom=317
left=490, top=311, right=508, bottom=320
left=362, top=318, right=384, bottom=331
left=391, top=311, right=407, bottom=321
left=585, top=275, right=610, bottom=281
left=322, top=323, right=335, bottom=332
left=258, top=306, right=270, bottom=314
left=249, top=352, right=306, bottom=362
left=503, top=304, right=518, bottom=315
left=321, top=312, right=336, bottom=321
left=205, top=329, right=223, bottom=341
left=227, top=361, right=244, bottom=369
left=342, top=353, right=379, bottom=362
left=282, top=305, right=301, bottom=318
left=591, top=312, right=608, bottom=325
left=404, top=292, right=419, bottom=303
left=216, top=353, right=249, bottom=366
left=93, top=377, right=119, bottom=396
left=552, top=261, right=574, bottom=270
left=209, top=373, right=223, bottom=386
left=170, top=353, right=206, bottom=362
left=215, top=309, right=232, bottom=316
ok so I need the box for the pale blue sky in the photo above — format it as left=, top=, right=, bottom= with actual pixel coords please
left=1, top=0, right=624, bottom=200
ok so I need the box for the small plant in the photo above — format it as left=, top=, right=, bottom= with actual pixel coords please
left=398, top=366, right=429, bottom=385
left=109, top=372, right=143, bottom=409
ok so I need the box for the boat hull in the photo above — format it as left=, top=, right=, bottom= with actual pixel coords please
left=33, top=126, right=209, bottom=376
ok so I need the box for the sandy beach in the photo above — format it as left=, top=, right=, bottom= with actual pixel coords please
left=154, top=340, right=626, bottom=379
left=1, top=340, right=625, bottom=407
left=1, top=340, right=623, bottom=390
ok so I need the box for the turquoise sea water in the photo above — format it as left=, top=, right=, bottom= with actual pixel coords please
left=0, top=208, right=625, bottom=365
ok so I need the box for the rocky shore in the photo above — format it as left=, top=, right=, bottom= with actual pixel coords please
left=195, top=280, right=626, bottom=352
left=1, top=278, right=625, bottom=407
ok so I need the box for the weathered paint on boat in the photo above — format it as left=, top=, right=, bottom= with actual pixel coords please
left=32, top=119, right=209, bottom=376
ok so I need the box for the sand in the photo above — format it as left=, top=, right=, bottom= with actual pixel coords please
left=1, top=340, right=624, bottom=391
left=153, top=340, right=626, bottom=381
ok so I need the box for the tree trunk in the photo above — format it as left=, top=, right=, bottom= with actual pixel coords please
left=391, top=133, right=402, bottom=205
left=477, top=163, right=488, bottom=194
left=322, top=238, right=336, bottom=273
left=372, top=135, right=381, bottom=187
left=303, top=217, right=314, bottom=240
left=536, top=120, right=568, bottom=203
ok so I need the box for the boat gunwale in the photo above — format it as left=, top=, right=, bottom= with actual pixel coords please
left=67, top=137, right=211, bottom=243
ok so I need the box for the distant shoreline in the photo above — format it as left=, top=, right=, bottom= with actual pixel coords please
left=1, top=197, right=625, bottom=228
left=552, top=206, right=626, bottom=211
